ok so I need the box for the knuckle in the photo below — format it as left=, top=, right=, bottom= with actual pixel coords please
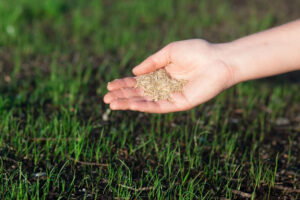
left=148, top=55, right=158, bottom=66
left=129, top=103, right=136, bottom=110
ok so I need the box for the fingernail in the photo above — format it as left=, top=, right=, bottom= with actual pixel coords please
left=107, top=83, right=112, bottom=90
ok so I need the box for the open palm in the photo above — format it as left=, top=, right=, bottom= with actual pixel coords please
left=103, top=39, right=234, bottom=113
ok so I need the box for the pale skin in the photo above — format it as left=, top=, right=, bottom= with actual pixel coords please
left=103, top=20, right=300, bottom=113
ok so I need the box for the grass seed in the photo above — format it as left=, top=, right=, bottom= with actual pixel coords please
left=135, top=68, right=188, bottom=101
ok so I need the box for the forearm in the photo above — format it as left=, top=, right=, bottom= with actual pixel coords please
left=219, top=20, right=300, bottom=85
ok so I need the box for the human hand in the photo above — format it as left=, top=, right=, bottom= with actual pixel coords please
left=103, top=39, right=235, bottom=113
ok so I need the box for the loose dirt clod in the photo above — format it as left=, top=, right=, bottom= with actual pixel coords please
left=135, top=68, right=188, bottom=101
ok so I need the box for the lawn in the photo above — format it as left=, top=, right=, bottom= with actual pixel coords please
left=0, top=0, right=300, bottom=199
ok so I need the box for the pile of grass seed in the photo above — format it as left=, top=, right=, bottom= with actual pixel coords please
left=135, top=69, right=187, bottom=101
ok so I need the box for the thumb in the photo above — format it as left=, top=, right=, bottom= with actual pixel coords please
left=132, top=44, right=171, bottom=75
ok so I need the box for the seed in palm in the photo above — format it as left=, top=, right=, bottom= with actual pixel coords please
left=135, top=69, right=188, bottom=101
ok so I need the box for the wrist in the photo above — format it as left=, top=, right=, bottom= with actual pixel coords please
left=213, top=42, right=242, bottom=87
left=214, top=20, right=300, bottom=85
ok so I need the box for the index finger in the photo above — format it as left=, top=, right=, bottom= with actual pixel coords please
left=107, top=77, right=137, bottom=91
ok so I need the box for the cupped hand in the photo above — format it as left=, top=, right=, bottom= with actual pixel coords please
left=103, top=39, right=235, bottom=113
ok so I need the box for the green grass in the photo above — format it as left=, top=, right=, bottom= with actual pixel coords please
left=1, top=0, right=300, bottom=199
